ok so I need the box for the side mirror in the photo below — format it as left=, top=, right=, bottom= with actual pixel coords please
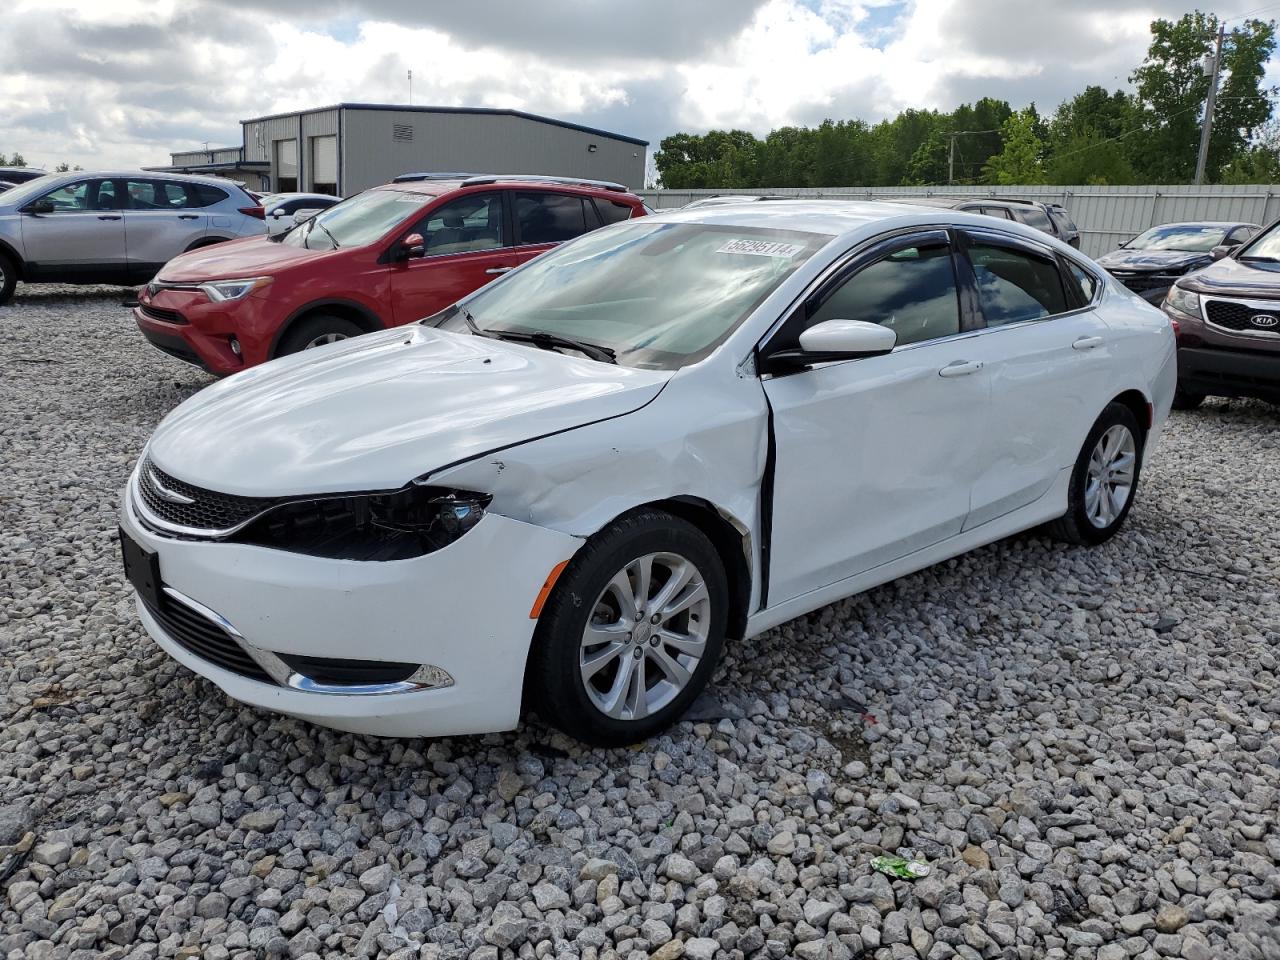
left=767, top=319, right=897, bottom=373
left=400, top=232, right=426, bottom=259
left=1210, top=244, right=1233, bottom=261
left=292, top=208, right=320, bottom=224
left=22, top=199, right=55, bottom=215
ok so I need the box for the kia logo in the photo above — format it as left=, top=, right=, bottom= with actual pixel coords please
left=1251, top=314, right=1279, bottom=328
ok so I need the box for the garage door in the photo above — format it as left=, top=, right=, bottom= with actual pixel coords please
left=311, top=136, right=337, bottom=195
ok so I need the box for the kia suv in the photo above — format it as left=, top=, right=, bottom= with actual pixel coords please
left=133, top=175, right=648, bottom=375
left=0, top=171, right=266, bottom=304
left=1163, top=219, right=1280, bottom=408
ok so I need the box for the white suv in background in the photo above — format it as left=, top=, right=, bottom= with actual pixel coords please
left=0, top=171, right=267, bottom=304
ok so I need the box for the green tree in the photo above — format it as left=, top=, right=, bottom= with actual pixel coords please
left=983, top=108, right=1046, bottom=185
left=1130, top=12, right=1276, bottom=182
left=0, top=151, right=27, bottom=166
left=1044, top=131, right=1136, bottom=184
left=653, top=130, right=761, bottom=188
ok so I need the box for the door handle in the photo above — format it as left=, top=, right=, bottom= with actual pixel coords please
left=484, top=267, right=514, bottom=275
left=178, top=214, right=199, bottom=220
left=97, top=215, right=122, bottom=221
left=1072, top=336, right=1104, bottom=351
left=938, top=360, right=983, bottom=378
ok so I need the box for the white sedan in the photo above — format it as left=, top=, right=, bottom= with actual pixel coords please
left=119, top=201, right=1176, bottom=745
left=261, top=192, right=342, bottom=235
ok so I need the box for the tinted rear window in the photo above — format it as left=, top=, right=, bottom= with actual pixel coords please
left=1016, top=206, right=1054, bottom=233
left=595, top=199, right=635, bottom=225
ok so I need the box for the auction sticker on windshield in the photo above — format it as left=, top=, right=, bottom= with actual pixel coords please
left=717, top=238, right=806, bottom=258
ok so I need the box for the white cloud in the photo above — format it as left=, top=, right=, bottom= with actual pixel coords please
left=1, top=0, right=1276, bottom=172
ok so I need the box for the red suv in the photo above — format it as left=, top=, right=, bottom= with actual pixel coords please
left=133, top=175, right=649, bottom=375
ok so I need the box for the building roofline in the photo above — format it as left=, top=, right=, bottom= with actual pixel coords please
left=148, top=161, right=271, bottom=172
left=240, top=103, right=649, bottom=147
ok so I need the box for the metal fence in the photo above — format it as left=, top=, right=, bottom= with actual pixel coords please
left=638, top=184, right=1280, bottom=259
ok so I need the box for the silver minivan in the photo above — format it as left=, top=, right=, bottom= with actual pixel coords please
left=0, top=171, right=266, bottom=304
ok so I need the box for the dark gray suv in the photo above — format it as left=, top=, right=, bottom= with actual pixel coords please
left=891, top=196, right=1081, bottom=247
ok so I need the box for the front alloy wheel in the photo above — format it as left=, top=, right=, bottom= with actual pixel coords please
left=580, top=552, right=711, bottom=721
left=530, top=509, right=728, bottom=746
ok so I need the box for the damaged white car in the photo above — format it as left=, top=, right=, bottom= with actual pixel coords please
left=120, top=201, right=1176, bottom=745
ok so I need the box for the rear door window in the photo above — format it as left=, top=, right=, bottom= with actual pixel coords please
left=966, top=239, right=1070, bottom=326
left=515, top=192, right=592, bottom=244
left=981, top=206, right=1015, bottom=220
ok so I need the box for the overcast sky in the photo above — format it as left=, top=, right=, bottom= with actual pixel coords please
left=3, top=0, right=1278, bottom=172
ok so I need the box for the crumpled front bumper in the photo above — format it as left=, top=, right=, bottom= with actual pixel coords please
left=120, top=487, right=582, bottom=737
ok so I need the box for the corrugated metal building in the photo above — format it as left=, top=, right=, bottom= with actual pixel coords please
left=164, top=104, right=647, bottom=196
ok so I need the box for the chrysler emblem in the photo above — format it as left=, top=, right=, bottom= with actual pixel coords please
left=1250, top=314, right=1278, bottom=328
left=148, top=468, right=195, bottom=505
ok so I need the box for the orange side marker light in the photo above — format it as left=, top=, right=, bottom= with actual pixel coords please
left=529, top=560, right=570, bottom=619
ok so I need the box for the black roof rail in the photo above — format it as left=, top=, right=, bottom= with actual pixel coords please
left=986, top=196, right=1042, bottom=206
left=392, top=171, right=479, bottom=183
left=460, top=174, right=628, bottom=193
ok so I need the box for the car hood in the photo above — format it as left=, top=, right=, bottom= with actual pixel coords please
left=1095, top=248, right=1209, bottom=273
left=156, top=236, right=343, bottom=282
left=146, top=326, right=671, bottom=497
left=1180, top=254, right=1280, bottom=298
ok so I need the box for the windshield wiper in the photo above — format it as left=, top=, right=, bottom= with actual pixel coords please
left=1239, top=254, right=1280, bottom=263
left=459, top=308, right=616, bottom=363
left=312, top=220, right=340, bottom=249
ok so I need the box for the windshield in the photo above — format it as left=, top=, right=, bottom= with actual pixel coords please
left=436, top=220, right=829, bottom=369
left=0, top=175, right=55, bottom=207
left=1127, top=224, right=1226, bottom=253
left=1237, top=221, right=1280, bottom=261
left=281, top=188, right=428, bottom=249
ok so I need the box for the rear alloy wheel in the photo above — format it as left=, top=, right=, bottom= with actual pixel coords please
left=529, top=509, right=728, bottom=746
left=276, top=314, right=364, bottom=357
left=1047, top=402, right=1144, bottom=546
left=0, top=252, right=17, bottom=306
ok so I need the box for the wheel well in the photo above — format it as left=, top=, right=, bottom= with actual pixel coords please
left=0, top=239, right=25, bottom=279
left=1111, top=389, right=1151, bottom=434
left=184, top=236, right=231, bottom=252
left=648, top=497, right=752, bottom=642
left=272, top=302, right=383, bottom=358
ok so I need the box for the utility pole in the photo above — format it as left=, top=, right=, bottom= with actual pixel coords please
left=408, top=69, right=413, bottom=105
left=1194, top=25, right=1225, bottom=186
left=948, top=133, right=955, bottom=185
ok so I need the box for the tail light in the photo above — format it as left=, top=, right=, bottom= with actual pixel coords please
left=238, top=205, right=265, bottom=220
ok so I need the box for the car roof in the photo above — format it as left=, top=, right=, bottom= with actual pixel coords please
left=29, top=170, right=247, bottom=188
left=375, top=176, right=639, bottom=199
left=0, top=166, right=46, bottom=175
left=1147, top=220, right=1256, bottom=229
left=653, top=198, right=1054, bottom=236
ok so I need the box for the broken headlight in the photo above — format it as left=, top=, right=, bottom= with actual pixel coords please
left=235, top=486, right=490, bottom=561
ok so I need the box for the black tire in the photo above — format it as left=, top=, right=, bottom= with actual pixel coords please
left=1046, top=402, right=1144, bottom=546
left=276, top=314, right=364, bottom=357
left=0, top=251, right=17, bottom=306
left=528, top=508, right=729, bottom=747
left=1171, top=387, right=1206, bottom=411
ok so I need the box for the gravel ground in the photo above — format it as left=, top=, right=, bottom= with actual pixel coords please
left=1, top=287, right=1278, bottom=960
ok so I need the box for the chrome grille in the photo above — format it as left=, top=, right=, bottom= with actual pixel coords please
left=1204, top=299, right=1280, bottom=333
left=136, top=458, right=277, bottom=535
